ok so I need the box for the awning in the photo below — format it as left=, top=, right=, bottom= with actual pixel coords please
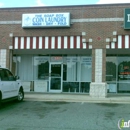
left=106, top=35, right=130, bottom=49
left=13, top=36, right=92, bottom=49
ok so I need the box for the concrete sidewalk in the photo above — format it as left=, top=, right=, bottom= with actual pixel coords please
left=24, top=92, right=130, bottom=104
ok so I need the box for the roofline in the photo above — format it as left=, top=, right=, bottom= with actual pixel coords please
left=0, top=3, right=130, bottom=10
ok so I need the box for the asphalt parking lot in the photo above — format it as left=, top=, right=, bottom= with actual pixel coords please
left=0, top=99, right=130, bottom=130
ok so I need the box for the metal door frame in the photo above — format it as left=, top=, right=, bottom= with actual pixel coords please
left=49, top=62, right=63, bottom=92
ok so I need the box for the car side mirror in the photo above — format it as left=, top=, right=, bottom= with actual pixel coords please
left=15, top=76, right=19, bottom=80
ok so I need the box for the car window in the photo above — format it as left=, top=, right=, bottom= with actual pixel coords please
left=0, top=69, right=9, bottom=81
left=0, top=69, right=2, bottom=80
left=0, top=69, right=15, bottom=81
left=5, top=69, right=15, bottom=81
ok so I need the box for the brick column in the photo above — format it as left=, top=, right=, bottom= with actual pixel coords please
left=89, top=48, right=107, bottom=98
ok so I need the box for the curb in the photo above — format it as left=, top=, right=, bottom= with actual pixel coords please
left=24, top=97, right=130, bottom=104
left=24, top=92, right=130, bottom=104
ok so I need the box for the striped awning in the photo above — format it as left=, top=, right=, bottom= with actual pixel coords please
left=106, top=35, right=130, bottom=49
left=13, top=36, right=92, bottom=49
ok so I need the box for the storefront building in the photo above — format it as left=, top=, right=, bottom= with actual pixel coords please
left=0, top=3, right=130, bottom=97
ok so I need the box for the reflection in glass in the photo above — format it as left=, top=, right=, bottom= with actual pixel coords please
left=117, top=57, right=130, bottom=93
left=62, top=56, right=91, bottom=93
left=80, top=82, right=90, bottom=93
left=81, top=63, right=91, bottom=82
left=106, top=57, right=116, bottom=81
left=106, top=56, right=130, bottom=93
left=106, top=57, right=117, bottom=93
left=17, top=55, right=33, bottom=81
left=63, top=56, right=80, bottom=82
left=118, top=60, right=130, bottom=81
left=38, top=61, right=49, bottom=80
left=63, top=64, right=67, bottom=81
left=81, top=57, right=92, bottom=82
left=51, top=64, right=61, bottom=77
left=117, top=83, right=130, bottom=93
left=62, top=82, right=79, bottom=92
left=33, top=56, right=50, bottom=80
left=50, top=78, right=61, bottom=90
left=50, top=64, right=61, bottom=90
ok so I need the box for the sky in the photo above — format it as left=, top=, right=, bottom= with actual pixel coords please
left=0, top=0, right=130, bottom=8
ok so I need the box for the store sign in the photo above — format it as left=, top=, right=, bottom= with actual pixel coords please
left=64, top=57, right=78, bottom=62
left=118, top=62, right=130, bottom=79
left=51, top=56, right=63, bottom=62
left=34, top=56, right=49, bottom=65
left=81, top=57, right=92, bottom=66
left=124, top=8, right=130, bottom=29
left=22, top=13, right=70, bottom=28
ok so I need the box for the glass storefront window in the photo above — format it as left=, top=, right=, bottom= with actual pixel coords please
left=62, top=56, right=92, bottom=93
left=13, top=54, right=130, bottom=94
left=33, top=56, right=50, bottom=80
left=118, top=57, right=130, bottom=81
left=63, top=82, right=79, bottom=92
left=63, top=56, right=80, bottom=82
left=81, top=57, right=92, bottom=82
left=106, top=57, right=117, bottom=93
left=106, top=57, right=117, bottom=82
left=106, top=56, right=130, bottom=93
left=80, top=82, right=90, bottom=93
left=117, top=57, right=130, bottom=93
left=14, top=55, right=33, bottom=81
left=14, top=55, right=92, bottom=93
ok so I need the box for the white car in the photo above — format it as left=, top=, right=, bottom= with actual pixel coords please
left=0, top=67, right=24, bottom=106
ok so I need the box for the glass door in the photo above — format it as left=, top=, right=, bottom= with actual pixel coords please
left=49, top=63, right=62, bottom=92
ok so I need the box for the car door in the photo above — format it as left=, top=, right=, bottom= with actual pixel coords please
left=5, top=69, right=18, bottom=97
left=0, top=69, right=12, bottom=99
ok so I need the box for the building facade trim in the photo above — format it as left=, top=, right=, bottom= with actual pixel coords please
left=71, top=18, right=123, bottom=22
left=106, top=35, right=130, bottom=49
left=13, top=36, right=91, bottom=49
left=0, top=17, right=124, bottom=25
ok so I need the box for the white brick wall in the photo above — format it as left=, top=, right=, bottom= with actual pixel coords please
left=95, top=49, right=102, bottom=82
left=0, top=49, right=6, bottom=68
left=90, top=82, right=107, bottom=98
left=89, top=49, right=107, bottom=98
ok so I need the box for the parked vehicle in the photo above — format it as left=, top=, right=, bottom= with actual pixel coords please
left=0, top=67, right=24, bottom=106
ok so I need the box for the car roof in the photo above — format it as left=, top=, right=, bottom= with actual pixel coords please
left=0, top=66, right=9, bottom=70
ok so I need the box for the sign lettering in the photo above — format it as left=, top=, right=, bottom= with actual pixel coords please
left=22, top=13, right=70, bottom=28
left=127, top=14, right=130, bottom=22
left=124, top=9, right=130, bottom=29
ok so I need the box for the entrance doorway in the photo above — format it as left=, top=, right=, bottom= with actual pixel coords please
left=49, top=63, right=62, bottom=92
